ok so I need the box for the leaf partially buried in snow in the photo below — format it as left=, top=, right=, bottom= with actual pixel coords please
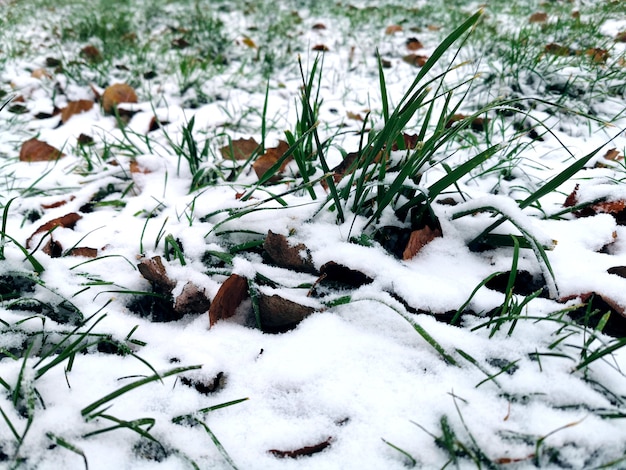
left=403, top=54, right=428, bottom=67
left=19, top=138, right=65, bottom=162
left=402, top=225, right=442, bottom=260
left=563, top=292, right=626, bottom=337
left=61, top=100, right=94, bottom=123
left=26, top=212, right=82, bottom=248
left=137, top=256, right=176, bottom=293
left=209, top=274, right=249, bottom=327
left=263, top=231, right=315, bottom=273
left=219, top=137, right=259, bottom=161
left=258, top=292, right=318, bottom=333
left=101, top=83, right=138, bottom=114
left=269, top=436, right=333, bottom=458
left=174, top=281, right=211, bottom=314
left=252, top=140, right=291, bottom=182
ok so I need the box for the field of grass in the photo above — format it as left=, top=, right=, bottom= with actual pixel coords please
left=1, top=0, right=626, bottom=468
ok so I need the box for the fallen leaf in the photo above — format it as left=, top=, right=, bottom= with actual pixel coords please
left=529, top=12, right=548, bottom=23
left=485, top=270, right=547, bottom=297
left=42, top=238, right=63, bottom=258
left=26, top=212, right=82, bottom=248
left=137, top=256, right=176, bottom=293
left=130, top=160, right=151, bottom=174
left=346, top=110, right=363, bottom=121
left=180, top=372, right=226, bottom=395
left=312, top=23, right=326, bottom=30
left=544, top=43, right=572, bottom=56
left=402, top=225, right=442, bottom=260
left=208, top=274, right=249, bottom=327
left=171, top=37, right=190, bottom=49
left=263, top=231, right=315, bottom=273
left=385, top=25, right=403, bottom=35
left=564, top=292, right=626, bottom=337
left=219, top=137, right=259, bottom=161
left=585, top=47, right=609, bottom=63
left=61, top=99, right=94, bottom=123
left=241, top=36, right=257, bottom=48
left=319, top=261, right=373, bottom=288
left=312, top=44, right=329, bottom=52
left=252, top=140, right=291, bottom=182
left=101, top=83, right=138, bottom=114
left=31, top=68, right=52, bottom=80
left=80, top=45, right=102, bottom=63
left=402, top=54, right=429, bottom=67
left=77, top=134, right=94, bottom=145
left=427, top=24, right=441, bottom=31
left=269, top=437, right=333, bottom=458
left=19, top=138, right=65, bottom=162
left=406, top=37, right=423, bottom=51
left=258, top=292, right=317, bottom=333
left=174, top=281, right=211, bottom=314
left=41, top=196, right=76, bottom=210
left=616, top=31, right=626, bottom=43
left=66, top=247, right=98, bottom=258
left=391, top=132, right=420, bottom=151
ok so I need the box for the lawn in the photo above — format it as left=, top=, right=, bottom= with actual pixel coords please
left=1, top=0, right=626, bottom=468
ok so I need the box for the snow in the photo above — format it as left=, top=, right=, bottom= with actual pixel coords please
left=1, top=0, right=626, bottom=468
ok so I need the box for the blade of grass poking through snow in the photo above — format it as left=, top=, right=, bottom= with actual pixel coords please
left=377, top=50, right=390, bottom=124
left=0, top=197, right=16, bottom=260
left=46, top=433, right=88, bottom=470
left=81, top=365, right=202, bottom=419
left=381, top=438, right=416, bottom=466
left=190, top=418, right=239, bottom=470
left=469, top=133, right=625, bottom=250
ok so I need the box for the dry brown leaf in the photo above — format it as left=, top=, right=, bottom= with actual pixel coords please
left=563, top=184, right=579, bottom=208
left=402, top=226, right=442, bottom=260
left=603, top=148, right=622, bottom=161
left=252, top=140, right=291, bottom=181
left=385, top=25, right=403, bottom=35
left=312, top=44, right=329, bottom=52
left=616, top=31, right=626, bottom=43
left=137, top=256, right=176, bottom=293
left=174, top=282, right=211, bottom=314
left=241, top=36, right=257, bottom=48
left=346, top=110, right=363, bottom=121
left=130, top=160, right=151, bottom=174
left=258, top=293, right=317, bottom=333
left=180, top=372, right=225, bottom=395
left=263, top=231, right=315, bottom=273
left=219, top=137, right=259, bottom=161
left=529, top=12, right=548, bottom=23
left=319, top=261, right=373, bottom=287
left=101, top=83, right=138, bottom=114
left=269, top=437, right=333, bottom=458
left=66, top=247, right=98, bottom=258
left=312, top=23, right=327, bottom=30
left=585, top=47, right=609, bottom=63
left=208, top=274, right=249, bottom=327
left=41, top=196, right=76, bottom=210
left=80, top=45, right=102, bottom=63
left=19, top=138, right=65, bottom=162
left=31, top=68, right=52, bottom=80
left=61, top=100, right=94, bottom=123
left=406, top=37, right=423, bottom=51
left=427, top=24, right=441, bottom=31
left=27, top=212, right=82, bottom=248
left=402, top=54, right=429, bottom=67
left=544, top=43, right=572, bottom=56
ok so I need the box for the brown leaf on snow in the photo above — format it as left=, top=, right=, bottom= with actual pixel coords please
left=312, top=23, right=327, bottom=30
left=402, top=54, right=429, bottom=67
left=269, top=436, right=333, bottom=458
left=41, top=196, right=76, bottom=210
left=101, top=83, right=138, bottom=114
left=346, top=110, right=363, bottom=121
left=529, top=12, right=548, bottom=23
left=66, top=246, right=98, bottom=258
left=402, top=225, right=442, bottom=260
left=445, top=114, right=488, bottom=132
left=406, top=37, right=423, bottom=51
left=258, top=293, right=317, bottom=333
left=208, top=274, right=249, bottom=327
left=219, top=137, right=259, bottom=161
left=319, top=261, right=373, bottom=287
left=252, top=140, right=291, bottom=181
left=180, top=371, right=226, bottom=395
left=312, top=44, right=329, bottom=52
left=26, top=212, right=82, bottom=248
left=241, top=36, right=257, bottom=48
left=263, top=231, right=315, bottom=273
left=31, top=68, right=52, bottom=80
left=585, top=47, right=609, bottom=64
left=19, top=138, right=65, bottom=162
left=563, top=184, right=579, bottom=207
left=544, top=43, right=573, bottom=57
left=80, top=45, right=103, bottom=63
left=615, top=31, right=626, bottom=43
left=562, top=292, right=626, bottom=337
left=174, top=282, right=211, bottom=314
left=61, top=100, right=94, bottom=123
left=391, top=132, right=420, bottom=151
left=137, top=256, right=176, bottom=293
left=385, top=25, right=403, bottom=35
left=130, top=160, right=151, bottom=174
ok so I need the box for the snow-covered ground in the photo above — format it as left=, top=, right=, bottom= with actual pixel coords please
left=1, top=1, right=626, bottom=468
